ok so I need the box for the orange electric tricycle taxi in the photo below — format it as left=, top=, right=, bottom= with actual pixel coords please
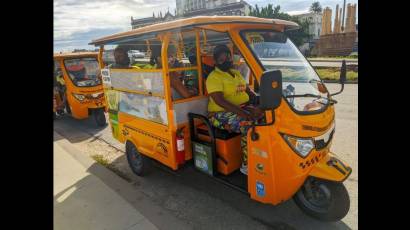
left=90, top=16, right=352, bottom=221
left=53, top=52, right=107, bottom=126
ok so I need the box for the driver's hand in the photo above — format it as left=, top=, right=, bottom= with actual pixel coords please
left=250, top=107, right=264, bottom=119
left=238, top=110, right=252, bottom=120
left=246, top=106, right=264, bottom=120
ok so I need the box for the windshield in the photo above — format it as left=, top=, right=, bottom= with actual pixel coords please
left=64, top=57, right=101, bottom=87
left=241, top=30, right=329, bottom=113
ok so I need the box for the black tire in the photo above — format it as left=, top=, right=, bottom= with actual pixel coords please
left=57, top=109, right=65, bottom=115
left=293, top=177, right=350, bottom=222
left=65, top=100, right=71, bottom=114
left=93, top=109, right=107, bottom=127
left=125, top=141, right=150, bottom=176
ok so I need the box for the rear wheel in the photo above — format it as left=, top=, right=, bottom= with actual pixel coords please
left=64, top=99, right=71, bottom=114
left=293, top=177, right=350, bottom=222
left=126, top=141, right=150, bottom=176
left=93, top=109, right=107, bottom=127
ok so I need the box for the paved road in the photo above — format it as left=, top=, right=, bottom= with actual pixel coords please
left=54, top=83, right=358, bottom=230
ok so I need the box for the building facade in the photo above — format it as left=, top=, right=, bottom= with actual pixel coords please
left=176, top=0, right=250, bottom=17
left=132, top=0, right=251, bottom=29
left=131, top=11, right=176, bottom=29
left=294, top=12, right=322, bottom=40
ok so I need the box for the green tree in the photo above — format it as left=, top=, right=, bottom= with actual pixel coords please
left=310, top=2, right=322, bottom=13
left=248, top=4, right=311, bottom=46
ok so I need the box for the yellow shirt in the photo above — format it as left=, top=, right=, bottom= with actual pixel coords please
left=206, top=67, right=249, bottom=112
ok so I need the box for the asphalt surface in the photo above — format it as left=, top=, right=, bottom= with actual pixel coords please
left=54, top=83, right=358, bottom=230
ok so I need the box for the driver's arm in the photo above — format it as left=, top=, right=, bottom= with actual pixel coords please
left=209, top=92, right=250, bottom=119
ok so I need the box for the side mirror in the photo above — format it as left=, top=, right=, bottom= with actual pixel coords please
left=340, top=59, right=347, bottom=84
left=259, top=70, right=282, bottom=110
left=330, top=60, right=346, bottom=96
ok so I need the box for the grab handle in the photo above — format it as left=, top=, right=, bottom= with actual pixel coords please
left=188, top=113, right=216, bottom=144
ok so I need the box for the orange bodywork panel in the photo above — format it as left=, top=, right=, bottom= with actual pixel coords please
left=309, top=152, right=352, bottom=182
left=119, top=112, right=178, bottom=170
left=247, top=101, right=338, bottom=206
left=196, top=124, right=242, bottom=175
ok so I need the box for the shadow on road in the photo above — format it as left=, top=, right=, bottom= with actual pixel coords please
left=103, top=153, right=352, bottom=230
left=53, top=115, right=108, bottom=144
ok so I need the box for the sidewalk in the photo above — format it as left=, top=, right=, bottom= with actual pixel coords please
left=54, top=132, right=158, bottom=230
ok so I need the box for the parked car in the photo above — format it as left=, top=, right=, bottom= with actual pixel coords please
left=129, top=50, right=145, bottom=58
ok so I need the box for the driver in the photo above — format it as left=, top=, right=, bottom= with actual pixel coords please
left=206, top=44, right=263, bottom=175
left=67, top=63, right=87, bottom=81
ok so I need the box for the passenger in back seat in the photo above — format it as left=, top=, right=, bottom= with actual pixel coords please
left=149, top=45, right=197, bottom=100
left=206, top=44, right=263, bottom=176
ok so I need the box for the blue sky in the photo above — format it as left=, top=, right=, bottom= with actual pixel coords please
left=54, top=0, right=358, bottom=52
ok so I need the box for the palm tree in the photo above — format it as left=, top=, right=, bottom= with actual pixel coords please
left=310, top=2, right=322, bottom=13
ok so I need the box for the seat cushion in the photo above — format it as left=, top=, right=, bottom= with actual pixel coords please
left=197, top=124, right=240, bottom=140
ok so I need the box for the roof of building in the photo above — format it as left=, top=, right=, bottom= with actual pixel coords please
left=90, top=16, right=299, bottom=46
left=131, top=12, right=175, bottom=26
left=163, top=11, right=174, bottom=19
left=183, top=1, right=250, bottom=17
left=131, top=17, right=160, bottom=24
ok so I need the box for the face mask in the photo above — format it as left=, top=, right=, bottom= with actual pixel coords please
left=217, top=60, right=233, bottom=72
left=233, top=54, right=241, bottom=63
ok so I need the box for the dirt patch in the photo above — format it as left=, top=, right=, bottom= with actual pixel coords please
left=71, top=136, right=134, bottom=182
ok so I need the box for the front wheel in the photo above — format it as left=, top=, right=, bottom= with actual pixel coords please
left=293, top=177, right=350, bottom=222
left=93, top=109, right=107, bottom=127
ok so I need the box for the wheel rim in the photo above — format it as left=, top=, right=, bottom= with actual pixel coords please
left=128, top=145, right=143, bottom=171
left=297, top=178, right=332, bottom=213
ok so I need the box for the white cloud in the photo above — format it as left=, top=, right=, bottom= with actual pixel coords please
left=54, top=0, right=357, bottom=51
left=54, top=0, right=175, bottom=51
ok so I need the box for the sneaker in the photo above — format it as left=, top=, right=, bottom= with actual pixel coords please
left=240, top=163, right=248, bottom=175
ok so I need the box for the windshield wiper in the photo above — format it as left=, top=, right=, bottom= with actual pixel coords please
left=285, top=93, right=337, bottom=104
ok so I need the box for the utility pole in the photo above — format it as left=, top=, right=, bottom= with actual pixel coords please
left=341, top=0, right=346, bottom=32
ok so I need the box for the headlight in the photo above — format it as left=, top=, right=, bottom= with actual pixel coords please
left=282, top=134, right=314, bottom=158
left=91, top=93, right=103, bottom=98
left=72, top=93, right=85, bottom=101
